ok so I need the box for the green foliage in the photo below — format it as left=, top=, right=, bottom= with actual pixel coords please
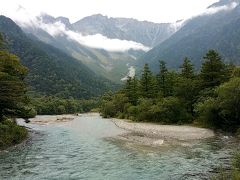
left=195, top=97, right=218, bottom=128
left=200, top=50, right=229, bottom=89
left=139, top=64, right=157, bottom=98
left=138, top=6, right=240, bottom=72
left=174, top=58, right=200, bottom=116
left=233, top=152, right=240, bottom=170
left=124, top=76, right=138, bottom=105
left=100, top=50, right=239, bottom=131
left=232, top=66, right=240, bottom=78
left=180, top=57, right=194, bottom=79
left=0, top=16, right=115, bottom=99
left=0, top=44, right=34, bottom=121
left=100, top=92, right=129, bottom=118
left=135, top=98, right=154, bottom=121
left=212, top=152, right=240, bottom=180
left=174, top=77, right=200, bottom=116
left=0, top=33, right=3, bottom=47
left=196, top=77, right=240, bottom=131
left=149, top=97, right=189, bottom=124
left=31, top=96, right=99, bottom=115
left=157, top=61, right=168, bottom=96
left=0, top=120, right=28, bottom=150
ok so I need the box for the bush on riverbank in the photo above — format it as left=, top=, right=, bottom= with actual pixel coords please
left=212, top=152, right=240, bottom=180
left=31, top=96, right=100, bottom=115
left=0, top=120, right=28, bottom=150
left=100, top=50, right=239, bottom=131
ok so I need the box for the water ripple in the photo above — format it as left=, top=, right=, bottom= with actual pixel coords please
left=0, top=115, right=238, bottom=180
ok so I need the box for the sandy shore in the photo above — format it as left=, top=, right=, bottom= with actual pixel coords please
left=28, top=114, right=76, bottom=125
left=111, top=118, right=215, bottom=146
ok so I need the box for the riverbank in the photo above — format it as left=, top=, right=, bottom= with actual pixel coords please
left=0, top=120, right=28, bottom=150
left=28, top=114, right=76, bottom=125
left=1, top=113, right=234, bottom=180
left=111, top=118, right=215, bottom=146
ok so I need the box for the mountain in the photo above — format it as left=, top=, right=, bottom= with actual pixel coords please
left=72, top=14, right=179, bottom=47
left=20, top=14, right=144, bottom=82
left=138, top=0, right=240, bottom=72
left=17, top=13, right=182, bottom=82
left=0, top=15, right=114, bottom=98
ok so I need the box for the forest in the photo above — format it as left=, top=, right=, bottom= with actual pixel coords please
left=100, top=50, right=240, bottom=132
left=0, top=33, right=240, bottom=179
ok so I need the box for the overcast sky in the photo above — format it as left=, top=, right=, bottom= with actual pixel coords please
left=2, top=0, right=218, bottom=23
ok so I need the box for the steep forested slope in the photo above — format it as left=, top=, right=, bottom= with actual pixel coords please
left=0, top=16, right=114, bottom=98
left=138, top=0, right=240, bottom=72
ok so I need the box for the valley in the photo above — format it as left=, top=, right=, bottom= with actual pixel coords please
left=1, top=0, right=240, bottom=179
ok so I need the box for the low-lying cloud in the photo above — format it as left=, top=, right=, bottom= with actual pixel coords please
left=11, top=7, right=150, bottom=52
left=121, top=65, right=136, bottom=81
left=201, top=1, right=238, bottom=16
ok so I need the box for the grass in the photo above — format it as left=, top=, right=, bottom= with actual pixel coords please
left=211, top=150, right=240, bottom=180
left=0, top=119, right=28, bottom=150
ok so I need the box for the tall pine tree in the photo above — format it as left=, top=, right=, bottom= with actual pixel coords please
left=200, top=50, right=228, bottom=89
left=125, top=76, right=138, bottom=105
left=139, top=64, right=157, bottom=98
left=157, top=61, right=168, bottom=97
left=175, top=58, right=199, bottom=115
left=0, top=34, right=31, bottom=121
left=180, top=57, right=194, bottom=79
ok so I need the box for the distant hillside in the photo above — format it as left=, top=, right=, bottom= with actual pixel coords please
left=72, top=14, right=178, bottom=47
left=17, top=13, right=183, bottom=82
left=20, top=14, right=146, bottom=82
left=138, top=0, right=240, bottom=72
left=0, top=15, right=115, bottom=98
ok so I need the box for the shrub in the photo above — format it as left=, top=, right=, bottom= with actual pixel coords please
left=150, top=97, right=189, bottom=124
left=195, top=77, right=240, bottom=131
left=135, top=98, right=154, bottom=121
left=0, top=120, right=28, bottom=150
left=100, top=101, right=117, bottom=118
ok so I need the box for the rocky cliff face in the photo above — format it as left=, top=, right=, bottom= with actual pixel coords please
left=72, top=14, right=179, bottom=47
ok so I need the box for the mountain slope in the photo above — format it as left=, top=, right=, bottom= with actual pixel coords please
left=0, top=15, right=114, bottom=98
left=21, top=14, right=143, bottom=82
left=72, top=14, right=178, bottom=47
left=138, top=0, right=240, bottom=72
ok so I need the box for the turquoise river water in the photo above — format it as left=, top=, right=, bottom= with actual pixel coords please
left=0, top=113, right=238, bottom=180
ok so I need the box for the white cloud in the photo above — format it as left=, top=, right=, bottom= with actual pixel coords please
left=2, top=0, right=237, bottom=52
left=11, top=7, right=150, bottom=52
left=37, top=21, right=150, bottom=52
left=121, top=66, right=136, bottom=81
left=1, top=0, right=218, bottom=23
left=65, top=32, right=150, bottom=52
left=201, top=2, right=238, bottom=16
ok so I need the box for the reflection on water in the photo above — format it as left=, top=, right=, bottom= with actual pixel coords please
left=0, top=114, right=238, bottom=180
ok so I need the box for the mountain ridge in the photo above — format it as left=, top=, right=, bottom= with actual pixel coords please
left=0, top=15, right=114, bottom=98
left=38, top=13, right=180, bottom=47
left=137, top=0, right=240, bottom=72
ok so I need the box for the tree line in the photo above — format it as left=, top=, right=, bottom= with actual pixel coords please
left=100, top=50, right=240, bottom=132
left=0, top=33, right=29, bottom=149
left=0, top=33, right=99, bottom=148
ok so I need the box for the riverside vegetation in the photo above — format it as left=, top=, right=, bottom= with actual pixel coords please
left=100, top=50, right=240, bottom=133
left=0, top=33, right=100, bottom=149
left=0, top=34, right=32, bottom=149
left=100, top=49, right=240, bottom=179
left=100, top=50, right=240, bottom=180
left=1, top=30, right=240, bottom=178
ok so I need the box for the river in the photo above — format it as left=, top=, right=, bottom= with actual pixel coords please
left=0, top=113, right=238, bottom=180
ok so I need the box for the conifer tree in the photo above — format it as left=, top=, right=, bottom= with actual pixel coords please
left=180, top=57, right=194, bottom=79
left=125, top=76, right=138, bottom=105
left=157, top=61, right=168, bottom=96
left=0, top=35, right=30, bottom=121
left=177, top=58, right=198, bottom=115
left=200, top=50, right=228, bottom=89
left=139, top=64, right=157, bottom=98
